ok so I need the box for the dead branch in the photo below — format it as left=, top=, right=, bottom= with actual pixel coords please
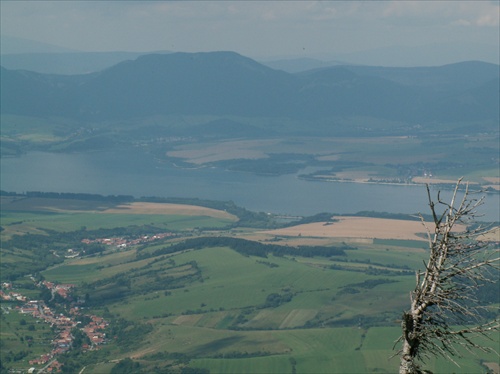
left=398, top=179, right=499, bottom=374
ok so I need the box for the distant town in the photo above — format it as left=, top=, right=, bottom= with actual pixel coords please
left=1, top=280, right=108, bottom=373
left=81, top=231, right=176, bottom=250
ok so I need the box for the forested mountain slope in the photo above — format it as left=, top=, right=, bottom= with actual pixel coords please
left=1, top=52, right=498, bottom=126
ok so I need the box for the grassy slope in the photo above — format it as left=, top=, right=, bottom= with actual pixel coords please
left=1, top=198, right=497, bottom=373
left=0, top=307, right=55, bottom=370
left=42, top=245, right=492, bottom=373
left=1, top=210, right=231, bottom=236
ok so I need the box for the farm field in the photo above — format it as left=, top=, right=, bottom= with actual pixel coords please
left=167, top=139, right=279, bottom=164
left=163, top=134, right=500, bottom=186
left=0, top=194, right=498, bottom=373
left=0, top=197, right=236, bottom=238
left=0, top=305, right=55, bottom=368
left=48, top=242, right=494, bottom=374
left=259, top=216, right=440, bottom=241
left=1, top=17, right=499, bottom=374
left=101, top=202, right=237, bottom=220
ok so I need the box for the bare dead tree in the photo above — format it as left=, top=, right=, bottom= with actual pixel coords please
left=397, top=179, right=499, bottom=374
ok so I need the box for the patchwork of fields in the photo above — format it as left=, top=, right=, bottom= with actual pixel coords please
left=163, top=135, right=500, bottom=187
left=1, top=196, right=498, bottom=373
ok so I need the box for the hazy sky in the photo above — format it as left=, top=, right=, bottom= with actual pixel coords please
left=1, top=1, right=499, bottom=60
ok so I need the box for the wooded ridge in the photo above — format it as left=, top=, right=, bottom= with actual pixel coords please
left=2, top=52, right=498, bottom=125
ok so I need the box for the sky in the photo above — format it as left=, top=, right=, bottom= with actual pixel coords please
left=1, top=0, right=499, bottom=62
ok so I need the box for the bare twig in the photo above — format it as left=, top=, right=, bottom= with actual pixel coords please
left=398, top=180, right=499, bottom=374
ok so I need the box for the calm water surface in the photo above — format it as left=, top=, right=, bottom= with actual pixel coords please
left=1, top=151, right=498, bottom=221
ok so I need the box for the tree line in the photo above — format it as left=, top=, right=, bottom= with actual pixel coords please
left=145, top=236, right=352, bottom=259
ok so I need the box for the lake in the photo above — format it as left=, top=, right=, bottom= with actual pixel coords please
left=1, top=150, right=498, bottom=221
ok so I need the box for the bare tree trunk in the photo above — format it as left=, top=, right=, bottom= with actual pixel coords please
left=396, top=179, right=499, bottom=373
left=399, top=312, right=420, bottom=374
left=400, top=342, right=418, bottom=374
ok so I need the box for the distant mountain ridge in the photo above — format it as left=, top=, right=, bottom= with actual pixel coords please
left=1, top=51, right=498, bottom=124
left=0, top=35, right=80, bottom=54
left=0, top=51, right=169, bottom=75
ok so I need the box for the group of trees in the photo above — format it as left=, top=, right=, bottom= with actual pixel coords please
left=23, top=191, right=134, bottom=202
left=148, top=236, right=349, bottom=259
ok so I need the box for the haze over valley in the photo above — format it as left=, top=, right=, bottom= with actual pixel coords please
left=1, top=50, right=499, bottom=217
left=1, top=2, right=499, bottom=373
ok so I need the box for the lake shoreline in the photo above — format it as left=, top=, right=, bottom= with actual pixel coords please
left=2, top=150, right=499, bottom=221
left=297, top=175, right=499, bottom=194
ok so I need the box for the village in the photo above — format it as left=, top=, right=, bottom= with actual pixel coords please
left=1, top=281, right=109, bottom=373
left=81, top=231, right=176, bottom=249
left=0, top=231, right=178, bottom=373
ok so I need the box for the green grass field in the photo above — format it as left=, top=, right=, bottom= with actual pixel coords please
left=1, top=196, right=498, bottom=373
left=0, top=304, right=55, bottom=369
left=17, top=239, right=496, bottom=373
left=1, top=210, right=232, bottom=236
left=1, top=196, right=236, bottom=241
left=39, top=243, right=495, bottom=373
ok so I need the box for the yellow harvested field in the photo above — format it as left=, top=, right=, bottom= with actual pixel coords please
left=478, top=227, right=500, bottom=242
left=236, top=233, right=372, bottom=246
left=483, top=362, right=499, bottom=374
left=483, top=177, right=500, bottom=184
left=261, top=216, right=466, bottom=241
left=331, top=171, right=377, bottom=182
left=101, top=202, right=237, bottom=221
left=482, top=177, right=500, bottom=191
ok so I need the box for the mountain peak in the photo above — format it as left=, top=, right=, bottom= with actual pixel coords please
left=1, top=51, right=498, bottom=123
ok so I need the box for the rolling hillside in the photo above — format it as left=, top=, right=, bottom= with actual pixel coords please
left=1, top=52, right=498, bottom=126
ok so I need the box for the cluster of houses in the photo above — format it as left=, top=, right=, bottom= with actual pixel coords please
left=1, top=282, right=109, bottom=372
left=78, top=314, right=108, bottom=347
left=41, top=280, right=75, bottom=299
left=28, top=356, right=62, bottom=372
left=81, top=231, right=175, bottom=248
left=0, top=282, right=27, bottom=302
